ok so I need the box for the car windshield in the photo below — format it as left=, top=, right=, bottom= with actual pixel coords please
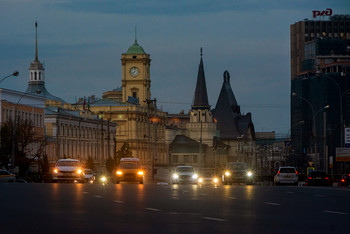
left=279, top=168, right=296, bottom=173
left=56, top=161, right=79, bottom=167
left=228, top=163, right=247, bottom=170
left=176, top=167, right=194, bottom=172
left=119, top=163, right=139, bottom=169
left=310, top=171, right=327, bottom=177
left=84, top=169, right=93, bottom=175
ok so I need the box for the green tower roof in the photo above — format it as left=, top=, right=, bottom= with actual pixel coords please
left=126, top=40, right=146, bottom=54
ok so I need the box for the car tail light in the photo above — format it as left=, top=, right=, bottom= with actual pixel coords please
left=277, top=171, right=280, bottom=174
left=308, top=177, right=312, bottom=180
left=341, top=179, right=345, bottom=183
left=295, top=171, right=298, bottom=175
left=325, top=177, right=329, bottom=180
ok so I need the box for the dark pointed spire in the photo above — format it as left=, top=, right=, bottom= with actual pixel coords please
left=192, top=47, right=210, bottom=110
left=134, top=25, right=137, bottom=43
left=35, top=21, right=38, bottom=61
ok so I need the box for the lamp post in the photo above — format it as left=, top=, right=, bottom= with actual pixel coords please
left=0, top=71, right=19, bottom=84
left=292, top=93, right=329, bottom=169
left=11, top=90, right=41, bottom=171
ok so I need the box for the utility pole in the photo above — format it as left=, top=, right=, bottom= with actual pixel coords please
left=145, top=98, right=157, bottom=179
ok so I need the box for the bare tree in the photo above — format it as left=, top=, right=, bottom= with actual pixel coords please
left=0, top=118, right=47, bottom=176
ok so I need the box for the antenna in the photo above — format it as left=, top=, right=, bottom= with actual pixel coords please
left=35, top=21, right=38, bottom=61
left=200, top=47, right=203, bottom=57
left=135, top=25, right=137, bottom=43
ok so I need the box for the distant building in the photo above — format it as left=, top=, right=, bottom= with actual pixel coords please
left=44, top=107, right=117, bottom=172
left=0, top=88, right=46, bottom=169
left=168, top=49, right=256, bottom=170
left=87, top=39, right=167, bottom=168
left=255, top=132, right=291, bottom=176
left=291, top=14, right=350, bottom=173
left=291, top=14, right=350, bottom=79
left=23, top=22, right=117, bottom=172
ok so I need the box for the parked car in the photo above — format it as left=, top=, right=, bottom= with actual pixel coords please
left=305, top=170, right=330, bottom=186
left=274, top=166, right=298, bottom=185
left=0, top=169, right=17, bottom=183
left=340, top=174, right=350, bottom=186
left=52, top=159, right=85, bottom=183
left=172, top=165, right=198, bottom=184
left=222, top=162, right=253, bottom=185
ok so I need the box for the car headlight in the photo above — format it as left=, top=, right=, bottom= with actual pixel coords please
left=247, top=171, right=253, bottom=177
left=213, top=177, right=219, bottom=183
left=116, top=171, right=122, bottom=175
left=77, top=169, right=83, bottom=174
left=138, top=171, right=144, bottom=176
left=53, top=168, right=58, bottom=174
left=225, top=171, right=230, bottom=176
left=198, top=178, right=203, bottom=183
left=100, top=176, right=107, bottom=182
left=173, top=173, right=179, bottom=179
left=192, top=174, right=198, bottom=179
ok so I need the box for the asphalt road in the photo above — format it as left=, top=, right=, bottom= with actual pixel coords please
left=1, top=181, right=349, bottom=234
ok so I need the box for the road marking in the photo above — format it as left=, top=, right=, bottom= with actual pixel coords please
left=113, top=200, right=124, bottom=204
left=94, top=195, right=102, bottom=198
left=228, top=197, right=237, bottom=200
left=145, top=208, right=161, bottom=212
left=202, top=217, right=227, bottom=222
left=265, top=202, right=281, bottom=206
left=323, top=210, right=348, bottom=215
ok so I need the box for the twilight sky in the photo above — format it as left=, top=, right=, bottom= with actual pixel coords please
left=1, top=0, right=349, bottom=137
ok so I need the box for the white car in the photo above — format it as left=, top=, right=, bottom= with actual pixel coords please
left=84, top=169, right=95, bottom=182
left=52, top=159, right=85, bottom=183
left=172, top=166, right=198, bottom=184
left=0, top=169, right=17, bottom=183
left=274, top=166, right=298, bottom=185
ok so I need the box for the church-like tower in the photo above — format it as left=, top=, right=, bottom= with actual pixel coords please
left=26, top=22, right=65, bottom=105
left=186, top=48, right=216, bottom=146
left=121, top=37, right=151, bottom=107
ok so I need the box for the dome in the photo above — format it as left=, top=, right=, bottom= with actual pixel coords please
left=126, top=40, right=146, bottom=54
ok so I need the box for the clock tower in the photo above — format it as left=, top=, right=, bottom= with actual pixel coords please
left=121, top=39, right=151, bottom=107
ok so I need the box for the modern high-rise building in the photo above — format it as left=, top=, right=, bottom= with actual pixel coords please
left=291, top=14, right=350, bottom=79
left=290, top=13, right=350, bottom=174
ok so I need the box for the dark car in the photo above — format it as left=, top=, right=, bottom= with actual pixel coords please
left=305, top=171, right=330, bottom=186
left=340, top=174, right=350, bottom=186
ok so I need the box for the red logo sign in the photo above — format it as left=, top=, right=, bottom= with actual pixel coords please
left=312, top=8, right=332, bottom=18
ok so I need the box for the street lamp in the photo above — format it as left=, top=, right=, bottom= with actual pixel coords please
left=11, top=90, right=41, bottom=171
left=292, top=92, right=329, bottom=168
left=0, top=71, right=19, bottom=84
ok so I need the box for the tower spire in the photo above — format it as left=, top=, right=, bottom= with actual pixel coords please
left=192, top=47, right=210, bottom=110
left=35, top=21, right=38, bottom=61
left=134, top=25, right=137, bottom=43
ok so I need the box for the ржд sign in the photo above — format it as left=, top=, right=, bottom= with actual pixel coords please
left=312, top=8, right=332, bottom=18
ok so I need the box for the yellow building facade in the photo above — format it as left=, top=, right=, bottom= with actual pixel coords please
left=89, top=40, right=167, bottom=168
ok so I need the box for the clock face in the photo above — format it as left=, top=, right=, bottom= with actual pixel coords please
left=129, top=67, right=140, bottom=77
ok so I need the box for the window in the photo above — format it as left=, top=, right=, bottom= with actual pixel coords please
left=193, top=155, right=198, bottom=163
left=173, top=155, right=178, bottom=163
left=183, top=155, right=189, bottom=163
left=132, top=92, right=137, bottom=98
